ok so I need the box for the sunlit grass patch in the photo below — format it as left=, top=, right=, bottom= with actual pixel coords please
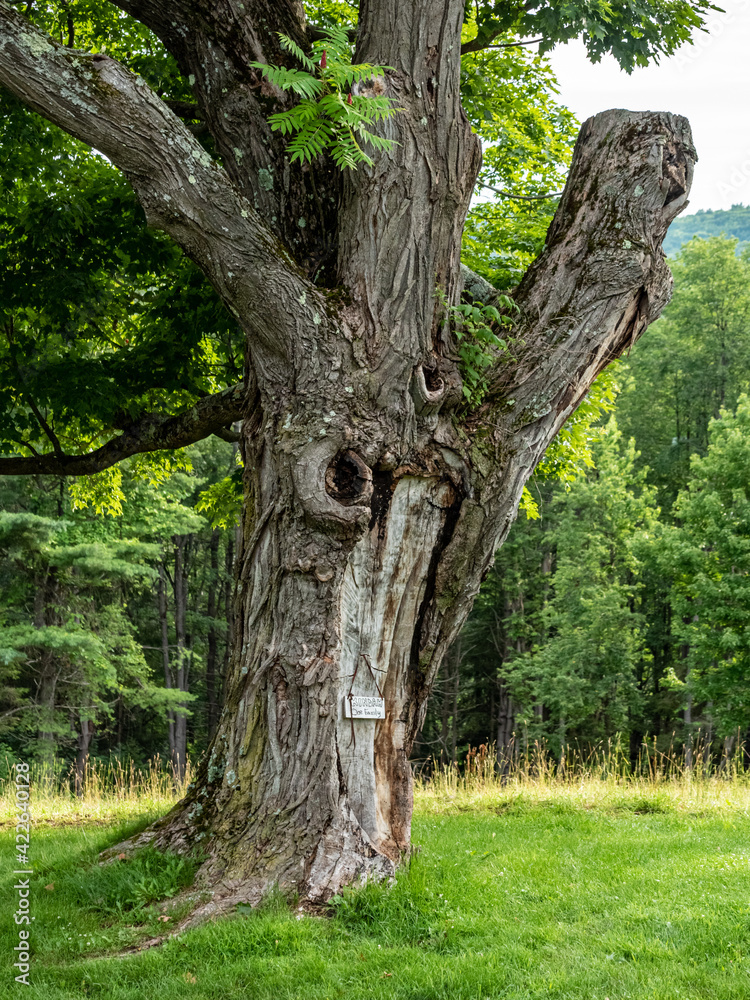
left=0, top=754, right=190, bottom=827
left=414, top=737, right=750, bottom=819
left=4, top=749, right=750, bottom=998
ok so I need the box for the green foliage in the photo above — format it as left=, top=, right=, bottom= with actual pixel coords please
left=469, top=0, right=721, bottom=73
left=521, top=362, right=622, bottom=519
left=69, top=467, right=126, bottom=517
left=11, top=0, right=193, bottom=100
left=63, top=845, right=200, bottom=919
left=442, top=292, right=518, bottom=405
left=195, top=469, right=244, bottom=530
left=666, top=396, right=750, bottom=737
left=0, top=508, right=172, bottom=757
left=616, top=236, right=750, bottom=507
left=0, top=511, right=68, bottom=555
left=0, top=86, right=241, bottom=465
left=250, top=28, right=398, bottom=168
left=129, top=450, right=194, bottom=488
left=429, top=235, right=750, bottom=762
left=511, top=422, right=659, bottom=749
left=538, top=364, right=621, bottom=486
left=460, top=36, right=579, bottom=289
left=0, top=0, right=732, bottom=776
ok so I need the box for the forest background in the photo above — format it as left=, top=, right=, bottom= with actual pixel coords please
left=1, top=8, right=747, bottom=786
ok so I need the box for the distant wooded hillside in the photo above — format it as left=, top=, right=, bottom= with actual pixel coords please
left=663, top=204, right=750, bottom=256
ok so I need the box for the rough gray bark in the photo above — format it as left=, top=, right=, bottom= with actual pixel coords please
left=0, top=0, right=695, bottom=916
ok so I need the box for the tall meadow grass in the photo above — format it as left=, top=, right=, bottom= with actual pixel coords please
left=5, top=733, right=750, bottom=827
left=0, top=754, right=192, bottom=825
left=415, top=734, right=750, bottom=815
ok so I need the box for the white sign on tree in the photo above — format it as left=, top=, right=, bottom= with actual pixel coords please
left=344, top=695, right=386, bottom=719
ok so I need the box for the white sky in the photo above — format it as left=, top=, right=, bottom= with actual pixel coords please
left=547, top=0, right=750, bottom=213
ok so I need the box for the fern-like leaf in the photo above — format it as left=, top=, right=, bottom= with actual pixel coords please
left=277, top=33, right=316, bottom=72
left=287, top=121, right=333, bottom=163
left=248, top=63, right=323, bottom=99
left=253, top=29, right=399, bottom=171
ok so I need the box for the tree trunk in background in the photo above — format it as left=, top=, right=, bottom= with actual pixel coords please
left=173, top=535, right=190, bottom=783
left=206, top=529, right=221, bottom=741
left=157, top=562, right=176, bottom=764
left=74, top=717, right=95, bottom=796
left=682, top=640, right=694, bottom=770
left=722, top=733, right=735, bottom=774
left=495, top=593, right=523, bottom=771
left=703, top=702, right=714, bottom=777
left=439, top=666, right=451, bottom=766
left=496, top=684, right=516, bottom=775
left=438, top=640, right=461, bottom=765
left=33, top=568, right=58, bottom=754
left=451, top=644, right=460, bottom=765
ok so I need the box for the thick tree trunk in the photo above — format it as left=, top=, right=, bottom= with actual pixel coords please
left=153, top=471, right=463, bottom=908
left=145, top=107, right=694, bottom=918
left=0, top=0, right=696, bottom=920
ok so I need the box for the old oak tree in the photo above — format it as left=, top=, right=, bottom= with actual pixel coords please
left=0, top=0, right=707, bottom=913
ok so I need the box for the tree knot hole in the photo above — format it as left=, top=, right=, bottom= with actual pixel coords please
left=325, top=449, right=373, bottom=507
left=422, top=365, right=444, bottom=396
left=412, top=362, right=452, bottom=415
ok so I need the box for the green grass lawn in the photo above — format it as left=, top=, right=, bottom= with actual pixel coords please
left=3, top=788, right=750, bottom=999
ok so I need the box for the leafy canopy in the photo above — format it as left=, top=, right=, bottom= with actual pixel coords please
left=666, top=396, right=750, bottom=737
left=467, top=0, right=722, bottom=72
left=616, top=237, right=750, bottom=507
left=0, top=0, right=718, bottom=500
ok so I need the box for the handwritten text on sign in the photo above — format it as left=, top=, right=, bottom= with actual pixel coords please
left=344, top=696, right=385, bottom=719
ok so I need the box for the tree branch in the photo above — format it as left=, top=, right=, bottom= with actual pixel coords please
left=477, top=180, right=563, bottom=201
left=488, top=109, right=697, bottom=444
left=164, top=100, right=205, bottom=121
left=25, top=394, right=64, bottom=457
left=0, top=384, right=247, bottom=477
left=0, top=2, right=315, bottom=357
left=7, top=333, right=65, bottom=456
left=460, top=264, right=504, bottom=306
left=461, top=35, right=543, bottom=55
left=105, top=0, right=332, bottom=266
left=420, top=110, right=697, bottom=689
